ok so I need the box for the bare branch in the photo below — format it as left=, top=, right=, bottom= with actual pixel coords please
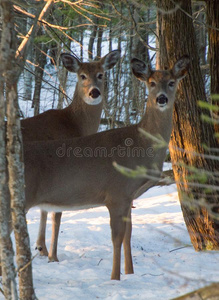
left=16, top=0, right=54, bottom=64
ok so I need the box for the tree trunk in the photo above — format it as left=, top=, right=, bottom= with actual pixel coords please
left=6, top=68, right=36, bottom=300
left=0, top=1, right=18, bottom=298
left=193, top=2, right=208, bottom=82
left=206, top=0, right=219, bottom=140
left=32, top=42, right=48, bottom=115
left=57, top=63, right=68, bottom=110
left=79, top=16, right=84, bottom=61
left=0, top=1, right=36, bottom=299
left=157, top=0, right=219, bottom=250
left=96, top=25, right=103, bottom=59
left=88, top=19, right=98, bottom=60
left=57, top=39, right=70, bottom=109
left=23, top=6, right=35, bottom=101
left=0, top=58, right=18, bottom=300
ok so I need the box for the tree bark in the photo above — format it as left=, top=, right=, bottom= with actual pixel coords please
left=96, top=25, right=103, bottom=59
left=57, top=63, right=68, bottom=110
left=157, top=0, right=219, bottom=251
left=0, top=51, right=18, bottom=300
left=32, top=42, right=48, bottom=115
left=0, top=1, right=36, bottom=299
left=23, top=5, right=35, bottom=101
left=206, top=0, right=219, bottom=140
left=6, top=65, right=36, bottom=300
left=0, top=1, right=18, bottom=298
left=88, top=19, right=98, bottom=60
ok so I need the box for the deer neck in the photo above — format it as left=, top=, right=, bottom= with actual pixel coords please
left=139, top=101, right=174, bottom=146
left=65, top=83, right=103, bottom=135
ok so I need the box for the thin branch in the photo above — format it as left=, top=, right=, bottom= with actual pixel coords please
left=16, top=0, right=54, bottom=60
left=112, top=0, right=158, bottom=51
left=14, top=5, right=105, bottom=30
left=61, top=0, right=111, bottom=21
left=16, top=253, right=38, bottom=274
left=12, top=0, right=44, bottom=9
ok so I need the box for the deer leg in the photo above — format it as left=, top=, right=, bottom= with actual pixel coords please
left=123, top=204, right=134, bottom=275
left=108, top=204, right=130, bottom=280
left=36, top=210, right=48, bottom=256
left=48, top=212, right=62, bottom=262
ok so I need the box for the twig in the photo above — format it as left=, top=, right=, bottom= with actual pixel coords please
left=141, top=273, right=164, bottom=277
left=0, top=286, right=4, bottom=296
left=16, top=253, right=39, bottom=274
left=169, top=246, right=190, bottom=253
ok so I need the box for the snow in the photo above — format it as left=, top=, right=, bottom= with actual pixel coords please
left=9, top=182, right=219, bottom=300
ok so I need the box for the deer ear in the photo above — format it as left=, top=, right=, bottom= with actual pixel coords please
left=131, top=58, right=151, bottom=81
left=60, top=53, right=81, bottom=73
left=172, top=55, right=190, bottom=80
left=101, top=50, right=121, bottom=71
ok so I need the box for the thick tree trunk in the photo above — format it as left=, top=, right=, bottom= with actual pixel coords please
left=206, top=0, right=219, bottom=140
left=157, top=0, right=219, bottom=250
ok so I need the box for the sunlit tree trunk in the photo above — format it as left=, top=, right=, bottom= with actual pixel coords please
left=157, top=0, right=219, bottom=250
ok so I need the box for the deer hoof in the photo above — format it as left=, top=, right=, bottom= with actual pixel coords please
left=35, top=246, right=48, bottom=256
left=48, top=256, right=59, bottom=263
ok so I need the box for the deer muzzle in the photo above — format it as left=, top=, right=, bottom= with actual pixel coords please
left=89, top=88, right=101, bottom=99
left=156, top=94, right=168, bottom=107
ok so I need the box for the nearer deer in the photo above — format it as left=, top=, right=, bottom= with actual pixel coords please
left=23, top=55, right=189, bottom=280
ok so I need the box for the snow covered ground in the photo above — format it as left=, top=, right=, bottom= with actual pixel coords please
left=14, top=183, right=219, bottom=300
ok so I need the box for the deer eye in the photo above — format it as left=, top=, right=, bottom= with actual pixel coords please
left=149, top=81, right=156, bottom=87
left=168, top=81, right=175, bottom=87
left=80, top=74, right=87, bottom=80
left=97, top=73, right=103, bottom=80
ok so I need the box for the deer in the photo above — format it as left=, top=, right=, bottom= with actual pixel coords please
left=21, top=50, right=121, bottom=262
left=22, top=55, right=189, bottom=280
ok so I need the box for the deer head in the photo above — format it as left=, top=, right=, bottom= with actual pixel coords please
left=60, top=50, right=121, bottom=105
left=131, top=55, right=190, bottom=111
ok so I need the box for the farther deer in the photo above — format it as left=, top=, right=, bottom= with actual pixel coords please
left=23, top=56, right=189, bottom=280
left=21, top=50, right=121, bottom=261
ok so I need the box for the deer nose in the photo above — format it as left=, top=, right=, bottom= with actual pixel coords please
left=156, top=94, right=168, bottom=107
left=89, top=88, right=100, bottom=99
